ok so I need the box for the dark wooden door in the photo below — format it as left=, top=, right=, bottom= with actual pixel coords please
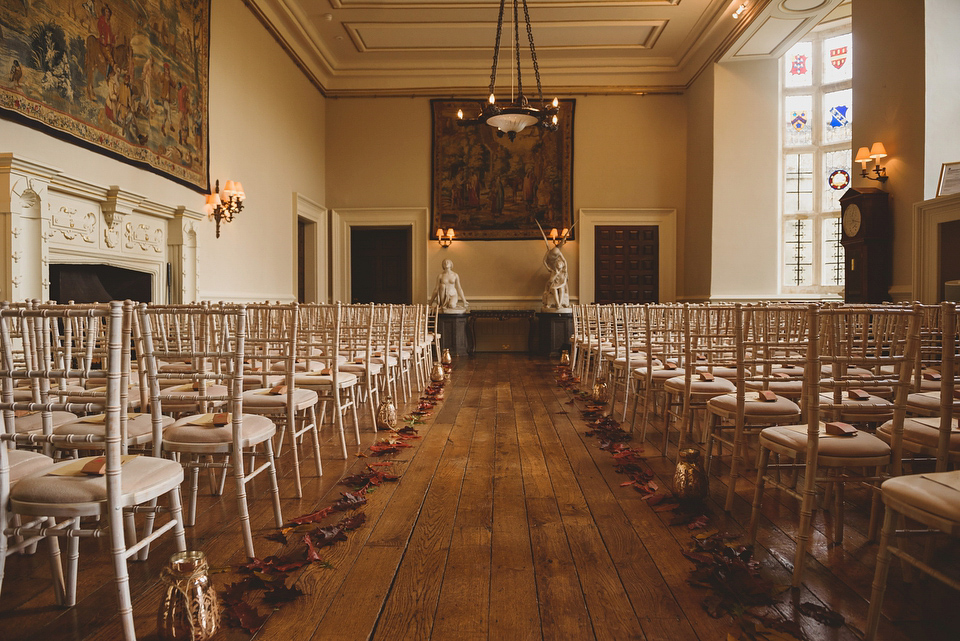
left=595, top=225, right=659, bottom=303
left=351, top=227, right=412, bottom=303
left=297, top=219, right=307, bottom=303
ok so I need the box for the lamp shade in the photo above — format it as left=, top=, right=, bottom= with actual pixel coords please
left=869, top=142, right=887, bottom=159
left=486, top=111, right=538, bottom=134
left=855, top=147, right=871, bottom=165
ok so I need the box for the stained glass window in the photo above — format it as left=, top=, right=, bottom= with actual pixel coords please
left=784, top=95, right=813, bottom=146
left=822, top=33, right=853, bottom=84
left=784, top=41, right=813, bottom=88
left=781, top=22, right=850, bottom=295
left=823, top=88, right=852, bottom=144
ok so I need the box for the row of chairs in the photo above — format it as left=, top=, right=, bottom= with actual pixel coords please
left=571, top=300, right=959, bottom=639
left=0, top=300, right=441, bottom=640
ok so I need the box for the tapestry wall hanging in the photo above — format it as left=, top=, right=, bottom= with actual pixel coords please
left=431, top=99, right=574, bottom=241
left=0, top=0, right=210, bottom=191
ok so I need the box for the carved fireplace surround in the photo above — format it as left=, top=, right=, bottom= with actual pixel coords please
left=0, top=153, right=202, bottom=304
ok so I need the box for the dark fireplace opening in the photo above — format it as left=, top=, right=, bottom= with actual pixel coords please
left=49, top=264, right=153, bottom=304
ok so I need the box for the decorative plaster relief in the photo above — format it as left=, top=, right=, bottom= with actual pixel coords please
left=124, top=222, right=165, bottom=253
left=50, top=206, right=96, bottom=243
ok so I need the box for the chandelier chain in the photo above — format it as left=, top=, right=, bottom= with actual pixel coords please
left=488, top=0, right=507, bottom=95
left=513, top=0, right=524, bottom=102
left=521, top=0, right=544, bottom=105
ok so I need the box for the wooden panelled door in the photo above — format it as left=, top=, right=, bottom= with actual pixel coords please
left=595, top=225, right=659, bottom=303
left=351, top=227, right=412, bottom=303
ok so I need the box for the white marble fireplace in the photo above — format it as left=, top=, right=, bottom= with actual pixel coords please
left=913, top=192, right=960, bottom=303
left=0, top=154, right=202, bottom=304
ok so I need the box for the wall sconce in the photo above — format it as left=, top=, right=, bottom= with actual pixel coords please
left=548, top=227, right=570, bottom=247
left=436, top=227, right=455, bottom=248
left=732, top=2, right=748, bottom=19
left=205, top=179, right=245, bottom=238
left=855, top=143, right=888, bottom=183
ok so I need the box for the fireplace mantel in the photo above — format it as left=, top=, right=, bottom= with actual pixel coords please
left=913, top=192, right=960, bottom=303
left=0, top=153, right=203, bottom=303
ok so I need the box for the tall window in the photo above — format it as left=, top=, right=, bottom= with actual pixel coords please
left=781, top=23, right=851, bottom=296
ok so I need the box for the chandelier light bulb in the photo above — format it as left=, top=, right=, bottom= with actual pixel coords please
left=457, top=109, right=463, bottom=119
left=489, top=93, right=496, bottom=104
left=552, top=97, right=558, bottom=108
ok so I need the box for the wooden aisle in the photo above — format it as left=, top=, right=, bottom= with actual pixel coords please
left=1, top=354, right=958, bottom=640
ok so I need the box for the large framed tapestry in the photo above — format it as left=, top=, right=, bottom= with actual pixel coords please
left=431, top=99, right=574, bottom=241
left=0, top=0, right=210, bottom=191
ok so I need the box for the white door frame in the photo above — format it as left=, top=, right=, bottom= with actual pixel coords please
left=577, top=208, right=677, bottom=303
left=294, top=193, right=329, bottom=303
left=331, top=207, right=429, bottom=303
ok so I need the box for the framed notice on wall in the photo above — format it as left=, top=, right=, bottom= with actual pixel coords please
left=937, top=162, right=960, bottom=197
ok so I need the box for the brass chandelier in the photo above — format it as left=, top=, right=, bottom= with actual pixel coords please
left=457, top=0, right=559, bottom=141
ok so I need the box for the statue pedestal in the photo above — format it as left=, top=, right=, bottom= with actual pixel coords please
left=438, top=313, right=470, bottom=356
left=536, top=312, right=573, bottom=356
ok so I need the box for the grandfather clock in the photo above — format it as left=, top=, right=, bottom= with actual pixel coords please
left=839, top=187, right=892, bottom=303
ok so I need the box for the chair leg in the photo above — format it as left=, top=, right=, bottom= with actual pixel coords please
left=107, top=510, right=136, bottom=641
left=167, top=486, right=187, bottom=552
left=725, top=419, right=746, bottom=513
left=868, top=465, right=884, bottom=541
left=865, top=506, right=896, bottom=641
left=230, top=446, right=256, bottom=559
left=333, top=393, right=349, bottom=459
left=793, top=457, right=819, bottom=588
left=264, top=438, right=284, bottom=529
left=307, top=405, right=323, bottom=476
left=287, top=413, right=304, bottom=499
left=748, top=447, right=770, bottom=544
left=45, top=517, right=66, bottom=606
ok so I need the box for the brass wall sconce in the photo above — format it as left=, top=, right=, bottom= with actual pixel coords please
left=205, top=179, right=245, bottom=238
left=436, top=227, right=455, bottom=248
left=855, top=143, right=888, bottom=183
left=548, top=227, right=570, bottom=247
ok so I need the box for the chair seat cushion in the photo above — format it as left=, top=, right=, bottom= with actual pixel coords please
left=907, top=391, right=950, bottom=413
left=760, top=424, right=891, bottom=458
left=696, top=365, right=739, bottom=379
left=877, top=417, right=960, bottom=451
left=664, top=375, right=736, bottom=395
left=54, top=413, right=174, bottom=443
left=746, top=379, right=804, bottom=396
left=339, top=361, right=384, bottom=375
left=242, top=387, right=318, bottom=409
left=10, top=455, right=184, bottom=513
left=159, top=384, right=229, bottom=402
left=882, top=471, right=960, bottom=524
left=14, top=411, right=79, bottom=435
left=819, top=391, right=892, bottom=413
left=8, top=449, right=55, bottom=483
left=295, top=371, right=358, bottom=388
left=369, top=355, right=399, bottom=367
left=163, top=413, right=276, bottom=447
left=242, top=373, right=284, bottom=389
left=633, top=366, right=687, bottom=382
left=612, top=353, right=650, bottom=368
left=707, top=392, right=801, bottom=417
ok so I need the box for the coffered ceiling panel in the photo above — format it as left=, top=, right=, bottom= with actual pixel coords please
left=245, top=0, right=847, bottom=95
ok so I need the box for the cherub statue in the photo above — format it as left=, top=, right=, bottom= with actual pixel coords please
left=431, top=259, right=468, bottom=313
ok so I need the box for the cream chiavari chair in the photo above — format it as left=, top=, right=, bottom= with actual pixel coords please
left=243, top=303, right=321, bottom=499
left=296, top=303, right=361, bottom=460
left=2, top=301, right=186, bottom=640
left=140, top=302, right=282, bottom=559
left=704, top=303, right=806, bottom=512
left=628, top=303, right=683, bottom=441
left=607, top=304, right=653, bottom=421
left=338, top=303, right=383, bottom=429
left=748, top=304, right=920, bottom=587
left=661, top=304, right=736, bottom=458
left=371, top=304, right=401, bottom=403
left=865, top=301, right=959, bottom=640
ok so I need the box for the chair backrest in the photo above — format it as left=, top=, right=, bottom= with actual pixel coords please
left=737, top=303, right=810, bottom=399
left=245, top=302, right=299, bottom=389
left=298, top=303, right=345, bottom=382
left=935, top=301, right=958, bottom=472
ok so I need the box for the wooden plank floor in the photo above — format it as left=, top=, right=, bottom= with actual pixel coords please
left=1, top=354, right=958, bottom=640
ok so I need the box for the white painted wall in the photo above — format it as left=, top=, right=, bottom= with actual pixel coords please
left=924, top=0, right=960, bottom=200
left=0, top=0, right=326, bottom=302
left=710, top=58, right=781, bottom=299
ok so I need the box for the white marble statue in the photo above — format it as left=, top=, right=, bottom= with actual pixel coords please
left=537, top=221, right=573, bottom=312
left=542, top=245, right=571, bottom=311
left=431, top=258, right=469, bottom=313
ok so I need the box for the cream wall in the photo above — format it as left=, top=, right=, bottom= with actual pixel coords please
left=326, top=94, right=687, bottom=306
left=924, top=0, right=960, bottom=200
left=684, top=64, right=715, bottom=301
left=852, top=0, right=925, bottom=301
left=0, top=0, right=325, bottom=302
left=709, top=58, right=781, bottom=299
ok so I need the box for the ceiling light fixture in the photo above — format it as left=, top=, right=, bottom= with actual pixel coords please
left=457, top=0, right=559, bottom=141
left=732, top=3, right=748, bottom=19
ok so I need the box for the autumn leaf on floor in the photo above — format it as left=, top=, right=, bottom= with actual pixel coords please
left=798, top=602, right=844, bottom=628
left=333, top=490, right=368, bottom=511
left=263, top=584, right=304, bottom=605
left=684, top=534, right=779, bottom=620
left=265, top=531, right=288, bottom=544
left=222, top=599, right=267, bottom=634
left=338, top=512, right=367, bottom=531
left=287, top=505, right=335, bottom=527
left=303, top=532, right=327, bottom=562
left=396, top=426, right=419, bottom=436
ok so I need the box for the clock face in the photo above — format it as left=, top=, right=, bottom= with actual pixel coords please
left=843, top=203, right=862, bottom=237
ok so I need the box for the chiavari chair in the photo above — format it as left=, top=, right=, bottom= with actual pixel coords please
left=139, top=302, right=282, bottom=559
left=2, top=301, right=186, bottom=640
left=243, top=303, right=321, bottom=499
left=607, top=304, right=653, bottom=421
left=338, top=303, right=384, bottom=429
left=703, top=303, right=806, bottom=512
left=748, top=304, right=921, bottom=587
left=629, top=303, right=683, bottom=441
left=865, top=301, right=959, bottom=640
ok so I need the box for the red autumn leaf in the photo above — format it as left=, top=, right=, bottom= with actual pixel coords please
left=368, top=461, right=395, bottom=467
left=263, top=584, right=304, bottom=604
left=303, top=533, right=325, bottom=562
left=288, top=505, right=335, bottom=526
left=223, top=599, right=267, bottom=634
left=265, top=531, right=288, bottom=544
left=220, top=579, right=252, bottom=604
left=338, top=512, right=367, bottom=530
left=653, top=501, right=680, bottom=512
left=311, top=526, right=348, bottom=548
left=798, top=602, right=845, bottom=628
left=620, top=480, right=635, bottom=487
left=333, top=491, right=368, bottom=511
